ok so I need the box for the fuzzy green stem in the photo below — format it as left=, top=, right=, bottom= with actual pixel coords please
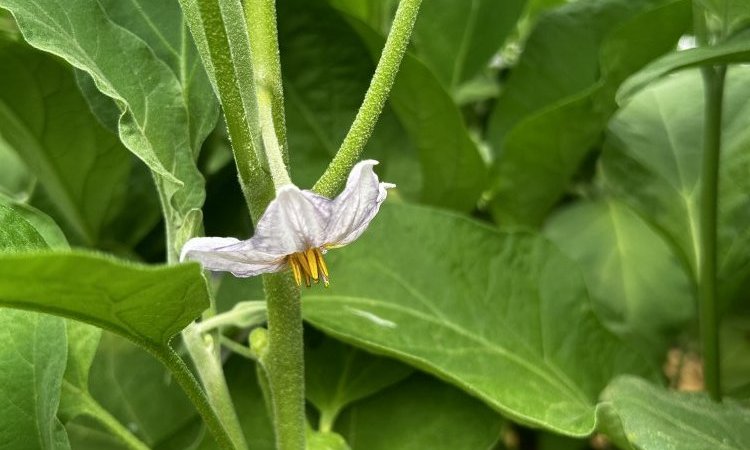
left=698, top=64, right=725, bottom=402
left=262, top=272, right=305, bottom=450
left=246, top=0, right=289, bottom=167
left=313, top=0, right=423, bottom=197
left=182, top=324, right=249, bottom=449
left=159, top=347, right=237, bottom=450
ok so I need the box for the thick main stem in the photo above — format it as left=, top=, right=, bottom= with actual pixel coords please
left=698, top=64, right=725, bottom=402
left=313, top=0, right=423, bottom=197
left=262, top=272, right=305, bottom=450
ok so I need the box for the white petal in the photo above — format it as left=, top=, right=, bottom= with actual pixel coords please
left=324, top=160, right=393, bottom=247
left=250, top=185, right=332, bottom=254
left=180, top=237, right=285, bottom=277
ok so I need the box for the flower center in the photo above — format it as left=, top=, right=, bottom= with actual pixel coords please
left=288, top=247, right=329, bottom=287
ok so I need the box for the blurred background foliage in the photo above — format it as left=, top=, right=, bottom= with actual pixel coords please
left=1, top=0, right=750, bottom=449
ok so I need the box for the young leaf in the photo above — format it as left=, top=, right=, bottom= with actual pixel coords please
left=0, top=252, right=209, bottom=350
left=486, top=0, right=691, bottom=225
left=303, top=203, right=656, bottom=436
left=0, top=38, right=130, bottom=246
left=599, top=376, right=750, bottom=450
left=544, top=200, right=694, bottom=352
left=601, top=68, right=750, bottom=308
left=335, top=374, right=503, bottom=450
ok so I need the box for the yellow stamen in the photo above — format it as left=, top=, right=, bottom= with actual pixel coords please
left=288, top=248, right=331, bottom=288
left=314, top=248, right=329, bottom=278
left=289, top=256, right=302, bottom=286
left=305, top=248, right=319, bottom=280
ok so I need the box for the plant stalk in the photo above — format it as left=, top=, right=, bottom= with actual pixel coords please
left=183, top=324, right=249, bottom=450
left=70, top=389, right=150, bottom=450
left=698, top=63, right=725, bottom=402
left=313, top=0, right=423, bottom=197
left=262, top=272, right=305, bottom=450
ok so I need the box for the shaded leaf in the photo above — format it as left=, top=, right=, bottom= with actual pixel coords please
left=0, top=38, right=130, bottom=245
left=411, top=0, right=526, bottom=92
left=601, top=67, right=750, bottom=307
left=0, top=309, right=70, bottom=450
left=544, top=200, right=694, bottom=351
left=599, top=376, right=750, bottom=450
left=486, top=0, right=690, bottom=225
left=303, top=203, right=655, bottom=436
left=0, top=0, right=217, bottom=252
left=336, top=373, right=502, bottom=450
left=305, top=335, right=412, bottom=430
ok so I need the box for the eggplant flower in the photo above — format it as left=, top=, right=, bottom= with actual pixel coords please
left=181, top=160, right=394, bottom=287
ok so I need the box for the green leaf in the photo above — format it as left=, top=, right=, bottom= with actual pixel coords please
left=3, top=202, right=69, bottom=250
left=351, top=19, right=488, bottom=212
left=619, top=29, right=750, bottom=101
left=486, top=0, right=691, bottom=225
left=721, top=317, right=750, bottom=395
left=0, top=0, right=217, bottom=249
left=303, top=203, right=656, bottom=436
left=305, top=335, right=413, bottom=430
left=335, top=374, right=502, bottom=450
left=0, top=38, right=130, bottom=246
left=0, top=202, right=47, bottom=251
left=0, top=136, right=33, bottom=200
left=411, top=0, right=526, bottom=92
left=544, top=200, right=694, bottom=351
left=0, top=252, right=209, bottom=349
left=599, top=376, right=750, bottom=450
left=277, top=0, right=418, bottom=195
left=0, top=309, right=70, bottom=450
left=601, top=67, right=750, bottom=307
left=70, top=333, right=199, bottom=448
left=0, top=202, right=71, bottom=449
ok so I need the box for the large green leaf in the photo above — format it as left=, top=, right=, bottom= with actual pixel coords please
left=599, top=376, right=750, bottom=450
left=0, top=309, right=70, bottom=450
left=619, top=28, right=750, bottom=101
left=303, top=203, right=655, bottom=436
left=544, top=200, right=694, bottom=350
left=486, top=0, right=690, bottom=225
left=0, top=252, right=209, bottom=350
left=277, top=0, right=418, bottom=196
left=0, top=0, right=218, bottom=250
left=335, top=374, right=502, bottom=450
left=601, top=67, right=750, bottom=306
left=351, top=20, right=488, bottom=211
left=411, top=0, right=526, bottom=92
left=697, top=0, right=750, bottom=35
left=305, top=335, right=413, bottom=430
left=0, top=38, right=130, bottom=246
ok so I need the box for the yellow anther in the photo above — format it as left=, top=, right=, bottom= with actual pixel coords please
left=295, top=252, right=311, bottom=275
left=314, top=248, right=329, bottom=278
left=305, top=248, right=319, bottom=280
left=289, top=256, right=302, bottom=286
